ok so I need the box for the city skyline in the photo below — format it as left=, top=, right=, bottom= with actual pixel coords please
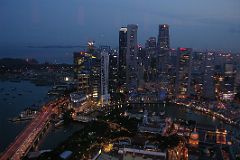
left=1, top=1, right=240, bottom=159
left=0, top=0, right=240, bottom=59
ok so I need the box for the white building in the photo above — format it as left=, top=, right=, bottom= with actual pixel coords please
left=101, top=50, right=110, bottom=106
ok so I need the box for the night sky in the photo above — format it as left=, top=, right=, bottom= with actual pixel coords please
left=0, top=0, right=240, bottom=62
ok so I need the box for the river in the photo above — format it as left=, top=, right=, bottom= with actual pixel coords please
left=0, top=81, right=238, bottom=153
left=0, top=81, right=83, bottom=152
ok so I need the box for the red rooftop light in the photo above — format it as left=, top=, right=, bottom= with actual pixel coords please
left=179, top=48, right=187, bottom=51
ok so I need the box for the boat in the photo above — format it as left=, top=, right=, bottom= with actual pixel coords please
left=55, top=120, right=64, bottom=127
left=9, top=108, right=38, bottom=122
left=159, top=111, right=165, bottom=116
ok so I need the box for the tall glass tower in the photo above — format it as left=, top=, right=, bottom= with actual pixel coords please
left=126, top=24, right=138, bottom=91
left=157, top=24, right=170, bottom=50
left=118, top=27, right=128, bottom=90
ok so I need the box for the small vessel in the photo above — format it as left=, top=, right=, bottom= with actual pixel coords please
left=9, top=108, right=38, bottom=122
left=159, top=111, right=165, bottom=116
left=212, top=115, right=216, bottom=120
left=55, top=120, right=64, bottom=127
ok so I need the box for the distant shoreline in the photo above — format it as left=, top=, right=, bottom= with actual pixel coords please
left=27, top=45, right=86, bottom=49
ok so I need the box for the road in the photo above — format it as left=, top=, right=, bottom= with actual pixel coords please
left=0, top=97, right=68, bottom=160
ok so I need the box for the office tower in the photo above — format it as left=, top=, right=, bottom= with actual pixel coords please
left=126, top=24, right=138, bottom=92
left=118, top=27, right=128, bottom=92
left=145, top=37, right=156, bottom=49
left=221, top=63, right=235, bottom=101
left=109, top=49, right=118, bottom=95
left=100, top=50, right=110, bottom=106
left=165, top=49, right=178, bottom=98
left=175, top=48, right=192, bottom=98
left=157, top=24, right=170, bottom=86
left=73, top=52, right=92, bottom=95
left=157, top=24, right=170, bottom=50
left=190, top=52, right=205, bottom=99
left=91, top=53, right=101, bottom=101
left=143, top=37, right=158, bottom=83
left=234, top=63, right=240, bottom=96
left=202, top=52, right=215, bottom=99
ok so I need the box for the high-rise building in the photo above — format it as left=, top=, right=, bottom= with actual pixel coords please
left=100, top=50, right=110, bottom=106
left=190, top=52, right=205, bottom=99
left=145, top=37, right=156, bottom=49
left=126, top=24, right=138, bottom=92
left=73, top=51, right=102, bottom=102
left=109, top=49, right=118, bottom=95
left=165, top=49, right=178, bottom=98
left=118, top=27, right=128, bottom=91
left=175, top=48, right=192, bottom=98
left=221, top=63, right=235, bottom=101
left=157, top=24, right=170, bottom=50
left=91, top=54, right=101, bottom=101
left=202, top=52, right=215, bottom=99
left=73, top=52, right=92, bottom=95
left=157, top=24, right=170, bottom=86
left=143, top=37, right=158, bottom=83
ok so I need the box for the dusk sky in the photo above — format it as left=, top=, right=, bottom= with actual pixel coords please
left=0, top=0, right=240, bottom=56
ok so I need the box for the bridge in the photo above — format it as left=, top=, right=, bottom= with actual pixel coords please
left=126, top=102, right=166, bottom=108
left=0, top=97, right=68, bottom=160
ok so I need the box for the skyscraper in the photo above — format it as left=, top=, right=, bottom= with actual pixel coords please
left=126, top=24, right=138, bottom=92
left=202, top=52, right=216, bottom=100
left=100, top=50, right=110, bottom=106
left=157, top=24, right=170, bottom=50
left=109, top=49, right=118, bottom=95
left=145, top=37, right=156, bottom=49
left=175, top=48, right=192, bottom=98
left=157, top=24, right=170, bottom=87
left=118, top=27, right=128, bottom=91
left=190, top=52, right=205, bottom=99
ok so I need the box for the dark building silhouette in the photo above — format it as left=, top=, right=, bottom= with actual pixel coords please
left=118, top=27, right=128, bottom=92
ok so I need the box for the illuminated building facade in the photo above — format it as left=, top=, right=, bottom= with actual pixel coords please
left=100, top=50, right=110, bottom=106
left=108, top=49, right=118, bottom=95
left=118, top=27, right=128, bottom=92
left=73, top=51, right=101, bottom=101
left=157, top=24, right=170, bottom=50
left=220, top=63, right=235, bottom=101
left=167, top=141, right=188, bottom=160
left=73, top=52, right=92, bottom=95
left=175, top=48, right=192, bottom=98
left=91, top=54, right=101, bottom=101
left=188, top=127, right=199, bottom=147
left=126, top=24, right=139, bottom=92
left=157, top=24, right=171, bottom=90
left=202, top=52, right=215, bottom=99
left=145, top=37, right=157, bottom=49
left=190, top=52, right=205, bottom=99
left=216, top=129, right=227, bottom=145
